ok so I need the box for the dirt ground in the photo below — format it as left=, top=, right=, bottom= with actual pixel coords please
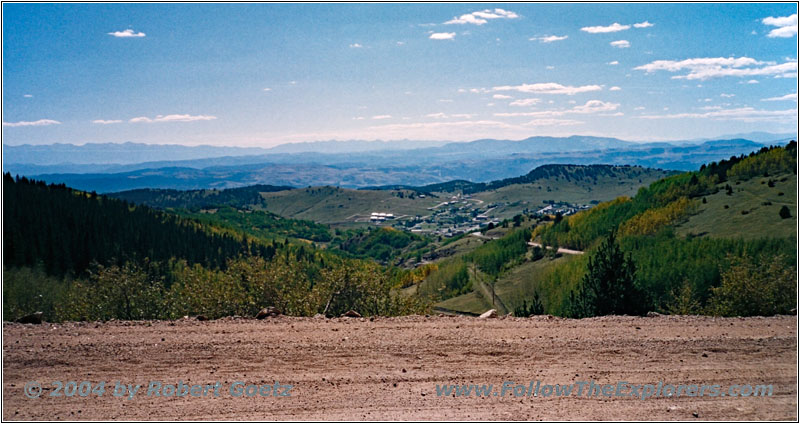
left=3, top=314, right=797, bottom=421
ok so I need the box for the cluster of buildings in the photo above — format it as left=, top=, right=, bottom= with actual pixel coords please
left=533, top=203, right=591, bottom=218
left=369, top=212, right=395, bottom=223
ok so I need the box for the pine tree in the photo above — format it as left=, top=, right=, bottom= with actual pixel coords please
left=569, top=230, right=646, bottom=317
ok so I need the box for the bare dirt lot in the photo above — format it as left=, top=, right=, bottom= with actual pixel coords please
left=3, top=315, right=797, bottom=421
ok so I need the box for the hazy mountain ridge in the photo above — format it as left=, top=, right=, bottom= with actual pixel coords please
left=4, top=135, right=790, bottom=193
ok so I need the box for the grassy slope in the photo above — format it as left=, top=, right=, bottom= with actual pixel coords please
left=257, top=168, right=674, bottom=225
left=434, top=255, right=573, bottom=315
left=431, top=169, right=798, bottom=316
left=675, top=172, right=797, bottom=240
left=259, top=186, right=437, bottom=224
left=462, top=168, right=673, bottom=220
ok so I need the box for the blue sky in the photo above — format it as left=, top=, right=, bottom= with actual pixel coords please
left=2, top=3, right=797, bottom=147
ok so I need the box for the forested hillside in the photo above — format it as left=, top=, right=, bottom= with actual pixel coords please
left=3, top=174, right=431, bottom=322
left=3, top=174, right=258, bottom=277
left=530, top=141, right=797, bottom=317
left=111, top=184, right=292, bottom=210
left=380, top=164, right=675, bottom=194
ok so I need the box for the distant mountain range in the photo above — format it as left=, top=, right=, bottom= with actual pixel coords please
left=2, top=133, right=795, bottom=193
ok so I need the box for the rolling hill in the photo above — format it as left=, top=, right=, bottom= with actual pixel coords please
left=7, top=137, right=780, bottom=192
left=420, top=141, right=797, bottom=318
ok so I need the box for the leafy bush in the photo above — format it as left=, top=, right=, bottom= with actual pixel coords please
left=706, top=254, right=796, bottom=316
left=419, top=259, right=471, bottom=299
left=3, top=265, right=70, bottom=322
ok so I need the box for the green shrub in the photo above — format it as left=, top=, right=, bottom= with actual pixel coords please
left=707, top=254, right=796, bottom=316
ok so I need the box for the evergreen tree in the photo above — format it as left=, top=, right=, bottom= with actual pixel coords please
left=569, top=230, right=646, bottom=317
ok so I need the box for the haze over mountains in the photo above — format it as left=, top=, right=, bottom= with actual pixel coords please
left=3, top=132, right=795, bottom=193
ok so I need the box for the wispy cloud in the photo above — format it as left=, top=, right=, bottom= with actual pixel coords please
left=509, top=98, right=541, bottom=107
left=609, top=86, right=622, bottom=91
left=492, top=94, right=513, bottom=99
left=492, top=82, right=603, bottom=95
left=581, top=22, right=630, bottom=33
left=444, top=8, right=519, bottom=25
left=129, top=114, right=217, bottom=123
left=426, top=112, right=476, bottom=119
left=633, top=21, right=654, bottom=28
left=108, top=28, right=146, bottom=38
left=263, top=88, right=272, bottom=92
left=3, top=119, right=61, bottom=127
left=349, top=43, right=363, bottom=48
left=762, top=93, right=797, bottom=102
left=523, top=118, right=582, bottom=126
left=92, top=119, right=123, bottom=125
left=533, top=35, right=568, bottom=43
left=371, top=115, right=392, bottom=120
left=23, top=94, right=33, bottom=98
left=762, top=14, right=797, bottom=38
left=495, top=100, right=619, bottom=118
left=634, top=57, right=798, bottom=80
left=639, top=107, right=797, bottom=122
left=430, top=32, right=456, bottom=40
left=610, top=40, right=630, bottom=48
left=607, top=61, right=619, bottom=65
left=720, top=93, right=735, bottom=98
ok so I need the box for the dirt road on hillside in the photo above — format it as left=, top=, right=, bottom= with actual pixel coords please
left=3, top=315, right=796, bottom=421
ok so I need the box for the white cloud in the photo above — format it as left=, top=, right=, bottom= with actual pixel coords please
left=492, top=82, right=603, bottom=95
left=3, top=119, right=61, bottom=127
left=572, top=100, right=620, bottom=113
left=634, top=57, right=798, bottom=80
left=610, top=40, right=630, bottom=48
left=492, top=94, right=512, bottom=99
left=371, top=115, right=392, bottom=120
left=263, top=88, right=271, bottom=92
left=607, top=61, right=619, bottom=65
left=129, top=114, right=217, bottom=123
left=430, top=32, right=456, bottom=40
left=495, top=100, right=619, bottom=118
left=353, top=117, right=365, bottom=120
left=746, top=79, right=759, bottom=84
left=762, top=14, right=797, bottom=38
left=92, top=119, right=123, bottom=125
left=23, top=94, right=33, bottom=98
left=720, top=93, right=735, bottom=98
left=349, top=43, right=363, bottom=48
left=523, top=118, right=582, bottom=126
left=396, top=41, right=405, bottom=46
left=533, top=35, right=568, bottom=43
left=545, top=66, right=555, bottom=70
left=639, top=107, right=797, bottom=123
left=509, top=98, right=541, bottom=107
left=762, top=93, right=798, bottom=102
left=581, top=22, right=630, bottom=33
left=633, top=21, right=654, bottom=28
left=368, top=120, right=516, bottom=134
left=427, top=113, right=476, bottom=119
left=108, top=28, right=145, bottom=38
left=445, top=8, right=519, bottom=25
left=609, top=86, right=622, bottom=91
left=634, top=106, right=646, bottom=111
